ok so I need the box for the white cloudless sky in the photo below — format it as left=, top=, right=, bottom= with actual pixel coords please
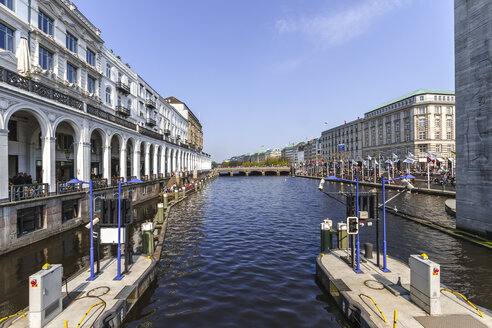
left=75, top=0, right=455, bottom=162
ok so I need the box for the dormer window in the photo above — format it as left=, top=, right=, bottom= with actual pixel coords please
left=38, top=11, right=53, bottom=35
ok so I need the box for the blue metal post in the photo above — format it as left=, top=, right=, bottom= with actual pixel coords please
left=87, top=180, right=96, bottom=280
left=381, top=176, right=390, bottom=272
left=354, top=178, right=363, bottom=273
left=114, top=180, right=123, bottom=280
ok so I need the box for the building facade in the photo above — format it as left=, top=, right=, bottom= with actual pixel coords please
left=164, top=96, right=203, bottom=151
left=0, top=0, right=211, bottom=203
left=321, top=119, right=362, bottom=163
left=361, top=89, right=455, bottom=167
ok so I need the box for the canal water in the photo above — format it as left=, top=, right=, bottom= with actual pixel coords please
left=123, top=177, right=492, bottom=327
left=1, top=177, right=491, bottom=326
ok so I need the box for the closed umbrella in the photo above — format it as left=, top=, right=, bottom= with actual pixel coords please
left=17, top=37, right=31, bottom=75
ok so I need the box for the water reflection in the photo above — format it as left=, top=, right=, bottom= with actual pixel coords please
left=0, top=198, right=159, bottom=318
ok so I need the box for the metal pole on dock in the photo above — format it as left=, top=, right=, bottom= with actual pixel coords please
left=381, top=176, right=390, bottom=272
left=88, top=180, right=96, bottom=280
left=355, top=178, right=363, bottom=273
left=115, top=180, right=123, bottom=280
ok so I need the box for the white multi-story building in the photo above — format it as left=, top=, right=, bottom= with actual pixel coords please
left=321, top=119, right=362, bottom=162
left=362, top=89, right=455, bottom=168
left=0, top=0, right=211, bottom=203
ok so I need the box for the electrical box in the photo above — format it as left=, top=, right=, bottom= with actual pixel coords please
left=409, top=254, right=441, bottom=315
left=29, top=264, right=63, bottom=328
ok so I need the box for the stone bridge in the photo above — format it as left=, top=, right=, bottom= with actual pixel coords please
left=217, top=166, right=291, bottom=176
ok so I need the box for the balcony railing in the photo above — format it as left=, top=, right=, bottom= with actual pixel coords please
left=115, top=82, right=130, bottom=95
left=87, top=105, right=136, bottom=130
left=150, top=174, right=157, bottom=180
left=9, top=183, right=48, bottom=201
left=163, top=129, right=171, bottom=135
left=158, top=173, right=164, bottom=179
left=146, top=117, right=156, bottom=126
left=141, top=175, right=149, bottom=181
left=0, top=66, right=83, bottom=110
left=116, top=105, right=130, bottom=116
left=146, top=99, right=156, bottom=108
left=138, top=126, right=163, bottom=141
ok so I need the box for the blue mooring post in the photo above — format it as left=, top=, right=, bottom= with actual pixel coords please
left=381, top=176, right=390, bottom=272
left=115, top=180, right=123, bottom=280
left=355, top=177, right=363, bottom=273
left=88, top=180, right=96, bottom=280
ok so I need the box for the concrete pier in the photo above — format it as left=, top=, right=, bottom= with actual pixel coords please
left=316, top=249, right=492, bottom=327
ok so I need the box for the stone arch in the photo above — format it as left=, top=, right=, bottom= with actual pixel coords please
left=4, top=104, right=51, bottom=137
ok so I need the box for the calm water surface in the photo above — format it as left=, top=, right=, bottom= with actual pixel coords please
left=123, top=177, right=492, bottom=327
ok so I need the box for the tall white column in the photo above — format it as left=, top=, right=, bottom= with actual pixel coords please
left=42, top=136, right=56, bottom=194
left=160, top=147, right=166, bottom=176
left=133, top=143, right=140, bottom=179
left=167, top=149, right=171, bottom=176
left=0, top=130, right=9, bottom=200
left=152, top=145, right=158, bottom=175
left=77, top=139, right=90, bottom=182
left=103, top=145, right=111, bottom=181
left=120, top=139, right=127, bottom=181
left=144, top=144, right=150, bottom=177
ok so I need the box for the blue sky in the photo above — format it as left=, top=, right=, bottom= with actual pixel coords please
left=76, top=0, right=455, bottom=162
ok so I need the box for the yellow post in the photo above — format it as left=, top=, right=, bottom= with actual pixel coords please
left=393, top=310, right=397, bottom=328
left=65, top=320, right=68, bottom=328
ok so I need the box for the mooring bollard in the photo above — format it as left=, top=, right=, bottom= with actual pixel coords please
left=141, top=222, right=154, bottom=255
left=174, top=190, right=178, bottom=201
left=320, top=219, right=333, bottom=252
left=195, top=183, right=198, bottom=192
left=364, top=242, right=373, bottom=259
left=157, top=203, right=164, bottom=223
left=337, top=222, right=348, bottom=248
left=163, top=193, right=168, bottom=208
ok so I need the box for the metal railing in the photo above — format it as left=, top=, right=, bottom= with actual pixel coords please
left=359, top=294, right=387, bottom=323
left=92, top=178, right=108, bottom=189
left=111, top=177, right=125, bottom=185
left=87, top=105, right=136, bottom=130
left=146, top=117, right=157, bottom=126
left=0, top=67, right=83, bottom=110
left=141, top=175, right=149, bottom=181
left=150, top=174, right=156, bottom=180
left=158, top=173, right=164, bottom=179
left=115, top=81, right=130, bottom=94
left=146, top=98, right=156, bottom=108
left=440, top=289, right=484, bottom=318
left=57, top=181, right=82, bottom=194
left=9, top=183, right=48, bottom=201
left=138, top=126, right=163, bottom=141
left=115, top=105, right=130, bottom=116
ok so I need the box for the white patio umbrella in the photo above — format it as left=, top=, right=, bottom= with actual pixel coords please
left=17, top=37, right=31, bottom=75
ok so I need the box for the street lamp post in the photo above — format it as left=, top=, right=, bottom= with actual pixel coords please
left=115, top=178, right=142, bottom=280
left=67, top=178, right=96, bottom=281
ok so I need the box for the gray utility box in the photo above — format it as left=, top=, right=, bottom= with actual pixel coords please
left=29, top=264, right=63, bottom=328
left=409, top=254, right=440, bottom=315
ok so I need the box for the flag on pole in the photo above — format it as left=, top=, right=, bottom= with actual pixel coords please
left=362, top=160, right=367, bottom=166
left=408, top=152, right=415, bottom=159
left=367, top=155, right=372, bottom=160
left=352, top=160, right=358, bottom=165
left=392, top=153, right=398, bottom=160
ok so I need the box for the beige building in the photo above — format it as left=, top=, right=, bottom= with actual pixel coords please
left=321, top=119, right=363, bottom=162
left=362, top=89, right=455, bottom=168
left=165, top=97, right=204, bottom=151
